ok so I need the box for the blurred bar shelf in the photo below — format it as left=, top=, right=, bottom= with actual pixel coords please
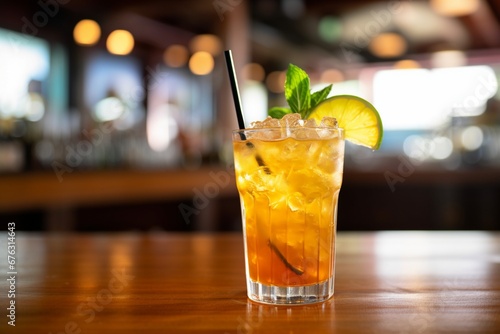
left=1, top=166, right=499, bottom=231
left=0, top=166, right=238, bottom=212
left=0, top=167, right=498, bottom=211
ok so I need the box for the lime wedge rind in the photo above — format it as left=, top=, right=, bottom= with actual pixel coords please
left=308, top=94, right=383, bottom=150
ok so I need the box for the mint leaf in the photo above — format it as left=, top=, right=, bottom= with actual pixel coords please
left=268, top=107, right=292, bottom=119
left=311, top=84, right=332, bottom=108
left=268, top=64, right=333, bottom=120
left=285, top=64, right=310, bottom=116
left=305, top=84, right=333, bottom=119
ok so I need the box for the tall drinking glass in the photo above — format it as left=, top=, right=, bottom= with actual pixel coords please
left=232, top=125, right=344, bottom=304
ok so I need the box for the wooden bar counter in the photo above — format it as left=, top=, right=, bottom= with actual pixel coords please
left=1, top=231, right=499, bottom=333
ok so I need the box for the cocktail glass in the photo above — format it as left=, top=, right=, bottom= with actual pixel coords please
left=232, top=124, right=344, bottom=304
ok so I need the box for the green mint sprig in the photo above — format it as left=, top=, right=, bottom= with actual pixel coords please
left=268, top=64, right=332, bottom=120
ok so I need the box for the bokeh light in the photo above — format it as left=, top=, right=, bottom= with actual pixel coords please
left=318, top=16, right=342, bottom=43
left=242, top=63, right=265, bottom=82
left=93, top=96, right=125, bottom=122
left=431, top=137, right=453, bottom=160
left=266, top=71, right=286, bottom=93
left=430, top=0, right=480, bottom=16
left=24, top=93, right=45, bottom=122
left=369, top=33, right=407, bottom=58
left=394, top=59, right=421, bottom=69
left=320, top=69, right=344, bottom=83
left=189, top=51, right=214, bottom=75
left=73, top=19, right=101, bottom=46
left=189, top=34, right=222, bottom=56
left=106, top=30, right=134, bottom=56
left=461, top=126, right=484, bottom=151
left=431, top=50, right=467, bottom=68
left=163, top=44, right=189, bottom=68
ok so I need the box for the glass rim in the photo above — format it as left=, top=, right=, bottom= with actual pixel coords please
left=232, top=126, right=344, bottom=141
left=233, top=126, right=344, bottom=133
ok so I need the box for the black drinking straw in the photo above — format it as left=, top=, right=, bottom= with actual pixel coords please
left=224, top=50, right=246, bottom=132
left=224, top=50, right=271, bottom=172
left=224, top=50, right=303, bottom=276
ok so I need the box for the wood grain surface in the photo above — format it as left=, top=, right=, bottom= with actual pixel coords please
left=0, top=231, right=499, bottom=333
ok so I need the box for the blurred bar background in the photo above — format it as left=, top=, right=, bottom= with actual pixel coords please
left=0, top=0, right=499, bottom=232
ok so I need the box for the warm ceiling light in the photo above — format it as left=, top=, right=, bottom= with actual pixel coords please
left=189, top=34, right=222, bottom=56
left=189, top=51, right=214, bottom=75
left=242, top=63, right=265, bottom=82
left=430, top=0, right=480, bottom=16
left=106, top=30, right=134, bottom=56
left=369, top=33, right=408, bottom=58
left=73, top=19, right=101, bottom=46
left=163, top=44, right=189, bottom=68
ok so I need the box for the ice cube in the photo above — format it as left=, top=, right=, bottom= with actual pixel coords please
left=250, top=120, right=263, bottom=129
left=316, top=117, right=340, bottom=138
left=251, top=116, right=279, bottom=129
left=248, top=117, right=283, bottom=139
left=279, top=113, right=302, bottom=128
left=287, top=192, right=305, bottom=212
left=281, top=120, right=320, bottom=139
left=292, top=127, right=319, bottom=139
left=303, top=118, right=317, bottom=127
left=319, top=116, right=338, bottom=128
left=264, top=117, right=280, bottom=128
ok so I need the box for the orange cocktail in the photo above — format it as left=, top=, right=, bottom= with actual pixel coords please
left=233, top=123, right=344, bottom=304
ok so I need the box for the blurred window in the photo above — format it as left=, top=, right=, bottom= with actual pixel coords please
left=373, top=66, right=498, bottom=131
left=0, top=28, right=49, bottom=119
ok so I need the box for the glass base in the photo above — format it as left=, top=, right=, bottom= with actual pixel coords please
left=247, top=278, right=334, bottom=305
